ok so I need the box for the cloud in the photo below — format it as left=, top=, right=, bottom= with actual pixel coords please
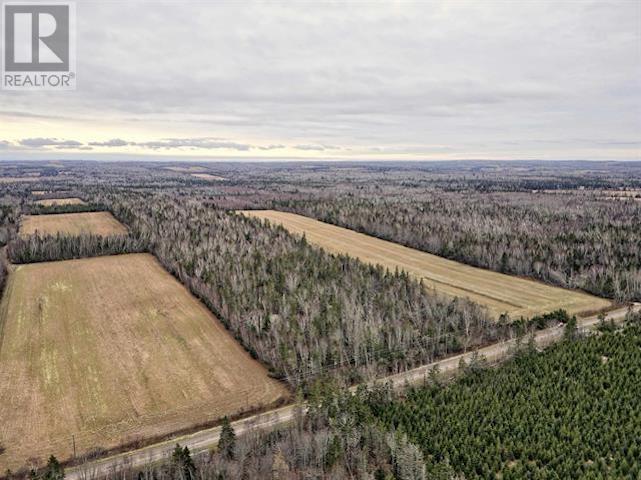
left=0, top=111, right=67, bottom=120
left=89, top=138, right=130, bottom=147
left=1, top=2, right=639, bottom=160
left=258, top=144, right=285, bottom=150
left=15, top=136, right=257, bottom=152
left=56, top=145, right=93, bottom=150
left=294, top=144, right=327, bottom=151
left=19, top=138, right=84, bottom=148
left=133, top=138, right=252, bottom=151
left=0, top=141, right=11, bottom=150
left=294, top=144, right=341, bottom=151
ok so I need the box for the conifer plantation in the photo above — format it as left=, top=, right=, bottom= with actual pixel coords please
left=360, top=322, right=641, bottom=478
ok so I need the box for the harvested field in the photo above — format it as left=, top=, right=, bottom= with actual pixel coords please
left=191, top=173, right=225, bottom=181
left=241, top=210, right=612, bottom=319
left=20, top=212, right=127, bottom=237
left=34, top=197, right=87, bottom=206
left=0, top=253, right=288, bottom=470
left=164, top=166, right=208, bottom=173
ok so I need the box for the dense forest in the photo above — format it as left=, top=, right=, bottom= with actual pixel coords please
left=360, top=319, right=641, bottom=479
left=76, top=191, right=499, bottom=388
left=278, top=193, right=641, bottom=302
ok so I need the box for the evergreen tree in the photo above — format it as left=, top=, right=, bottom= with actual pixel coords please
left=324, top=435, right=342, bottom=468
left=218, top=417, right=236, bottom=460
left=564, top=316, right=578, bottom=341
left=43, top=455, right=64, bottom=480
left=170, top=444, right=196, bottom=480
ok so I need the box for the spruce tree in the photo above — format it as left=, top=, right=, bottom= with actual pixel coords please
left=43, top=455, right=64, bottom=480
left=218, top=416, right=236, bottom=460
left=170, top=444, right=196, bottom=479
left=564, top=316, right=578, bottom=341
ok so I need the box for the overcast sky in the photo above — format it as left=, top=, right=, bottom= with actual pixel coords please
left=1, top=0, right=639, bottom=161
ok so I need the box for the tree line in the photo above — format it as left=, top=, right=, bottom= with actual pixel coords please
left=27, top=203, right=104, bottom=216
left=0, top=199, right=20, bottom=301
left=7, top=234, right=148, bottom=264
left=277, top=192, right=641, bottom=302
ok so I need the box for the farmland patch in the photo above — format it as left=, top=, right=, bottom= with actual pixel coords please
left=241, top=210, right=612, bottom=319
left=20, top=212, right=127, bottom=237
left=0, top=253, right=288, bottom=470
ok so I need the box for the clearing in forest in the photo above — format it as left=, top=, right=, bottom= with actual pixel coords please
left=0, top=253, right=288, bottom=471
left=191, top=173, right=226, bottom=181
left=163, top=166, right=208, bottom=173
left=19, top=211, right=127, bottom=237
left=241, top=210, right=612, bottom=319
left=34, top=197, right=87, bottom=206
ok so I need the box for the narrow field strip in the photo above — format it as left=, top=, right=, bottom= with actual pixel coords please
left=240, top=210, right=612, bottom=319
left=34, top=198, right=87, bottom=207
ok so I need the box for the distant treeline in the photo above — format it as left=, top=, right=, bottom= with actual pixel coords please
left=277, top=193, right=641, bottom=302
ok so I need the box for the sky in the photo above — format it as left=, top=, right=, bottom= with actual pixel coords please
left=1, top=0, right=640, bottom=161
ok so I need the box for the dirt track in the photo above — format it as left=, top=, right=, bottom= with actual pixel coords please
left=64, top=304, right=640, bottom=480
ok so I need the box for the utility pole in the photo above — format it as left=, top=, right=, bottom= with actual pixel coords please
left=72, top=434, right=76, bottom=459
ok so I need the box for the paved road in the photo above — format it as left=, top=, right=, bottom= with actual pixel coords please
left=67, top=304, right=640, bottom=480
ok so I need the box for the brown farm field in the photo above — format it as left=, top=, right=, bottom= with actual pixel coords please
left=241, top=210, right=612, bottom=319
left=34, top=197, right=87, bottom=207
left=0, top=253, right=289, bottom=470
left=19, top=212, right=128, bottom=237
